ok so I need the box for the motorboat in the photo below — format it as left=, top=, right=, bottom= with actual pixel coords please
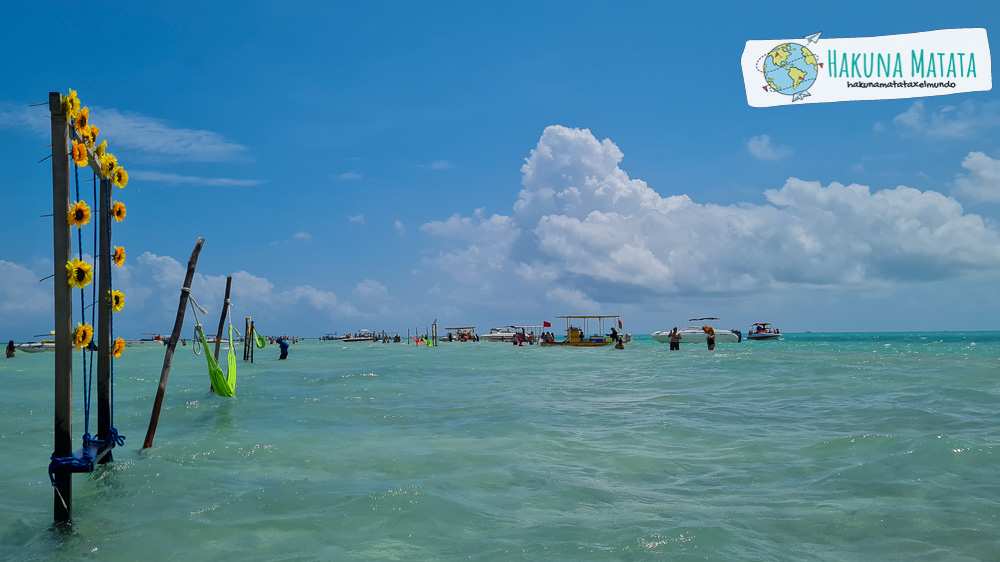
left=340, top=329, right=377, bottom=342
left=747, top=322, right=781, bottom=340
left=541, top=315, right=624, bottom=347
left=440, top=327, right=478, bottom=342
left=652, top=318, right=741, bottom=344
left=480, top=327, right=518, bottom=342
left=16, top=341, right=56, bottom=353
left=481, top=325, right=545, bottom=343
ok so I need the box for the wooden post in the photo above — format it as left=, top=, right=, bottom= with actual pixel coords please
left=142, top=238, right=205, bottom=449
left=50, top=91, right=74, bottom=523
left=96, top=176, right=113, bottom=464
left=213, top=276, right=232, bottom=362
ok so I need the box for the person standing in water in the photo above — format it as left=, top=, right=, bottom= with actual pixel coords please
left=704, top=326, right=716, bottom=351
left=668, top=327, right=682, bottom=351
left=277, top=338, right=289, bottom=360
left=5, top=340, right=14, bottom=358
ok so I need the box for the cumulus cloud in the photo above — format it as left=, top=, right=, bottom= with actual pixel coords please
left=954, top=151, right=1000, bottom=202
left=419, top=125, right=1000, bottom=307
left=394, top=220, right=406, bottom=236
left=747, top=134, right=792, bottom=160
left=349, top=214, right=365, bottom=224
left=892, top=100, right=1000, bottom=139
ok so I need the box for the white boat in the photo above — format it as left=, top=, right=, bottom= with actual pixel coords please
left=480, top=327, right=518, bottom=342
left=652, top=318, right=741, bottom=344
left=340, top=329, right=377, bottom=342
left=16, top=342, right=56, bottom=353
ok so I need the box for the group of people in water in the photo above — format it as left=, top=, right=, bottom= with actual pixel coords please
left=664, top=326, right=717, bottom=351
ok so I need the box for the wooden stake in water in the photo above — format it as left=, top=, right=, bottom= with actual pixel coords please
left=214, top=276, right=232, bottom=362
left=50, top=91, right=73, bottom=524
left=142, top=238, right=205, bottom=449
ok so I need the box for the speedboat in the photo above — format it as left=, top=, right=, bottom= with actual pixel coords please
left=652, top=318, right=741, bottom=344
left=747, top=322, right=781, bottom=340
left=16, top=341, right=56, bottom=353
left=480, top=327, right=518, bottom=343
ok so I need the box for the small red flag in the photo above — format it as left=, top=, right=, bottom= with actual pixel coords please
left=618, top=319, right=623, bottom=329
left=543, top=321, right=552, bottom=328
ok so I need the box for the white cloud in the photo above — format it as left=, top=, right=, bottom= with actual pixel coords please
left=130, top=170, right=265, bottom=187
left=954, top=151, right=1000, bottom=202
left=349, top=214, right=365, bottom=224
left=339, top=172, right=362, bottom=181
left=892, top=100, right=1000, bottom=139
left=292, top=231, right=312, bottom=242
left=90, top=107, right=250, bottom=162
left=394, top=220, right=406, bottom=236
left=419, top=125, right=1000, bottom=307
left=0, top=102, right=50, bottom=136
left=423, top=160, right=454, bottom=170
left=747, top=134, right=792, bottom=161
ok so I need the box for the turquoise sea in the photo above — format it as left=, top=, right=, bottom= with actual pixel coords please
left=1, top=332, right=998, bottom=560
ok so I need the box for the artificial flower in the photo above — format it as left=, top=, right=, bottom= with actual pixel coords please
left=83, top=124, right=99, bottom=148
left=112, top=166, right=128, bottom=188
left=66, top=258, right=94, bottom=289
left=100, top=152, right=118, bottom=177
left=112, top=245, right=126, bottom=266
left=62, top=89, right=80, bottom=120
left=72, top=140, right=88, bottom=168
left=75, top=106, right=89, bottom=132
left=72, top=322, right=94, bottom=350
left=112, top=337, right=125, bottom=358
left=95, top=140, right=107, bottom=159
left=109, top=289, right=124, bottom=312
left=68, top=200, right=91, bottom=228
left=111, top=200, right=126, bottom=222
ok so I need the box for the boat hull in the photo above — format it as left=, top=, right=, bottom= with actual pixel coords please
left=652, top=329, right=739, bottom=344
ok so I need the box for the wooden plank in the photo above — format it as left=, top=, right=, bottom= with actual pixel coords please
left=97, top=176, right=112, bottom=463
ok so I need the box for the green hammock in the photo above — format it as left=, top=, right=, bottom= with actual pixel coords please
left=196, top=324, right=237, bottom=397
left=254, top=326, right=266, bottom=349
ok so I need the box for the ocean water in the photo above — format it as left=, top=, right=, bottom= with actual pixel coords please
left=1, top=333, right=998, bottom=561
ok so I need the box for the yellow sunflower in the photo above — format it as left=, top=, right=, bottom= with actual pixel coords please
left=112, top=245, right=126, bottom=266
left=112, top=337, right=125, bottom=358
left=83, top=124, right=99, bottom=148
left=112, top=166, right=129, bottom=188
left=72, top=140, right=88, bottom=168
left=72, top=322, right=94, bottom=350
left=95, top=140, right=107, bottom=159
left=109, top=289, right=125, bottom=312
left=66, top=258, right=94, bottom=289
left=100, top=152, right=118, bottom=177
left=68, top=200, right=91, bottom=228
left=62, top=89, right=80, bottom=120
left=111, top=200, right=126, bottom=222
left=75, top=106, right=89, bottom=131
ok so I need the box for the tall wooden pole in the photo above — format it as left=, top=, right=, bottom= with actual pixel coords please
left=96, top=176, right=113, bottom=464
left=214, top=276, right=232, bottom=362
left=50, top=92, right=74, bottom=523
left=142, top=238, right=205, bottom=449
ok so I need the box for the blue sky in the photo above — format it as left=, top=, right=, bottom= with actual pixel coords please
left=2, top=1, right=998, bottom=339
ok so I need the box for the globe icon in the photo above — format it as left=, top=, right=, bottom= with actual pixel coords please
left=762, top=43, right=818, bottom=100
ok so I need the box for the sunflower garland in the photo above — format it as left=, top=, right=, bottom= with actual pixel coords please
left=112, top=245, right=126, bottom=266
left=109, top=289, right=125, bottom=313
left=112, top=337, right=125, bottom=358
left=72, top=322, right=94, bottom=350
left=72, top=140, right=88, bottom=168
left=66, top=258, right=94, bottom=289
left=111, top=200, right=126, bottom=222
left=95, top=140, right=107, bottom=159
left=68, top=200, right=91, bottom=228
left=112, top=166, right=129, bottom=188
